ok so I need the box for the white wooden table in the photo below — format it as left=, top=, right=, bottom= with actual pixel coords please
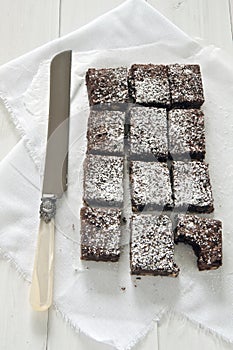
left=0, top=1, right=232, bottom=349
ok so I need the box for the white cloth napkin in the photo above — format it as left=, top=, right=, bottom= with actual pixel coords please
left=1, top=1, right=233, bottom=349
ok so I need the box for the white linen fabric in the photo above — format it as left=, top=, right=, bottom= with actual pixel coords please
left=0, top=1, right=233, bottom=349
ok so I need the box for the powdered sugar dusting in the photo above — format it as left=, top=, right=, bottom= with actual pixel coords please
left=129, top=64, right=170, bottom=107
left=168, top=64, right=204, bottom=108
left=130, top=160, right=173, bottom=211
left=168, top=109, right=205, bottom=159
left=130, top=106, right=168, bottom=160
left=131, top=214, right=179, bottom=276
left=84, top=154, right=124, bottom=206
left=86, top=67, right=128, bottom=106
left=80, top=206, right=122, bottom=261
left=172, top=161, right=214, bottom=212
left=87, top=110, right=125, bottom=155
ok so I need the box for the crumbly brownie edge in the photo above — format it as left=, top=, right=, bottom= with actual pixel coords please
left=174, top=215, right=222, bottom=270
left=81, top=246, right=120, bottom=262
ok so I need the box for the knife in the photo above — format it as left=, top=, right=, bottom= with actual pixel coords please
left=30, top=50, right=72, bottom=311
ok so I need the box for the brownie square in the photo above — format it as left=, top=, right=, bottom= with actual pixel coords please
left=175, top=214, right=222, bottom=270
left=87, top=110, right=125, bottom=156
left=172, top=161, right=214, bottom=213
left=130, top=214, right=179, bottom=276
left=86, top=67, right=128, bottom=108
left=168, top=64, right=205, bottom=108
left=129, top=106, right=168, bottom=161
left=130, top=160, right=173, bottom=212
left=80, top=206, right=122, bottom=262
left=83, top=154, right=124, bottom=207
left=128, top=64, right=170, bottom=107
left=168, top=109, right=206, bottom=160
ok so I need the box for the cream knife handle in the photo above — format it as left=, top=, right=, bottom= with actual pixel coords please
left=30, top=218, right=55, bottom=311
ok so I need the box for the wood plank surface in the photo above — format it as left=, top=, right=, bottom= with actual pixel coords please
left=229, top=0, right=233, bottom=38
left=0, top=0, right=60, bottom=65
left=60, top=0, right=233, bottom=54
left=149, top=0, right=233, bottom=54
left=60, top=0, right=124, bottom=36
left=0, top=260, right=48, bottom=349
left=0, top=1, right=60, bottom=349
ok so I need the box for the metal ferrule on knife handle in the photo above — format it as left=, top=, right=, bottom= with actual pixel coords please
left=30, top=50, right=72, bottom=311
left=40, top=195, right=57, bottom=223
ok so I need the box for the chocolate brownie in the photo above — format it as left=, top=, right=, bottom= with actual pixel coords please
left=175, top=214, right=222, bottom=270
left=130, top=160, right=173, bottom=212
left=80, top=206, right=122, bottom=262
left=172, top=161, right=214, bottom=213
left=87, top=110, right=125, bottom=156
left=83, top=154, right=124, bottom=207
left=130, top=214, right=179, bottom=276
left=128, top=64, right=170, bottom=107
left=168, top=109, right=206, bottom=160
left=168, top=64, right=204, bottom=108
left=129, top=106, right=168, bottom=161
left=86, top=67, right=128, bottom=108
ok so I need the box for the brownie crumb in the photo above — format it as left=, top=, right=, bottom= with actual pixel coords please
left=121, top=217, right=127, bottom=224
